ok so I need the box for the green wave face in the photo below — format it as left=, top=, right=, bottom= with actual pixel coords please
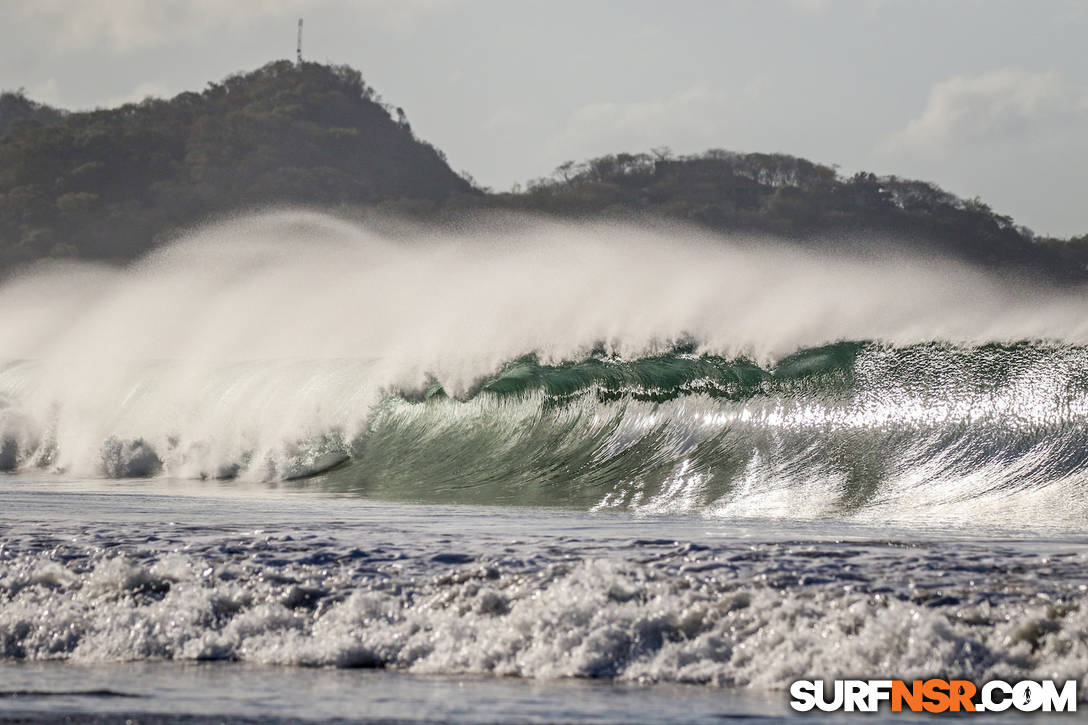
left=304, top=341, right=1088, bottom=525
left=5, top=340, right=1088, bottom=526
left=4, top=213, right=1088, bottom=529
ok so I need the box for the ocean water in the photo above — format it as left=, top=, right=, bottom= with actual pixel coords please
left=3, top=479, right=1086, bottom=723
left=3, top=213, right=1088, bottom=722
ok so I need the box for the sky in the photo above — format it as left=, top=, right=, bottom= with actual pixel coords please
left=2, top=0, right=1086, bottom=237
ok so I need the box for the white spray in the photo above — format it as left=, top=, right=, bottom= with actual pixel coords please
left=0, top=210, right=1085, bottom=479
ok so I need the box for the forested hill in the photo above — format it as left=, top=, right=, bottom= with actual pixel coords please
left=0, top=61, right=475, bottom=266
left=0, top=93, right=65, bottom=137
left=1, top=60, right=1086, bottom=278
left=492, top=151, right=1088, bottom=279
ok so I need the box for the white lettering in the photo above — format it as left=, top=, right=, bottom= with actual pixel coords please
left=982, top=681, right=1012, bottom=712
left=789, top=680, right=817, bottom=712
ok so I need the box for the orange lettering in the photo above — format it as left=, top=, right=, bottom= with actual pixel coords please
left=892, top=680, right=924, bottom=712
left=948, top=680, right=976, bottom=712
left=922, top=679, right=951, bottom=713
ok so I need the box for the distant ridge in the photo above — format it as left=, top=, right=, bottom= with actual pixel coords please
left=0, top=61, right=475, bottom=266
left=491, top=151, right=1088, bottom=279
left=0, top=60, right=1085, bottom=278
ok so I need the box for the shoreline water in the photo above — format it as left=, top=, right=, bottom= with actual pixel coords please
left=3, top=478, right=1087, bottom=722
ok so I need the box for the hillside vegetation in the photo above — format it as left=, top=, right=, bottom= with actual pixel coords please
left=494, top=151, right=1087, bottom=277
left=0, top=61, right=474, bottom=266
left=1, top=60, right=1085, bottom=278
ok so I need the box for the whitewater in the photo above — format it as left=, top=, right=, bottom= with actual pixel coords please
left=3, top=211, right=1088, bottom=723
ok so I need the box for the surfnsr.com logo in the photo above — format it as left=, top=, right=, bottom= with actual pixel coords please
left=790, top=679, right=1078, bottom=713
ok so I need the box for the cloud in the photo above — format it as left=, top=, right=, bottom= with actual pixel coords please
left=547, top=86, right=733, bottom=160
left=878, top=68, right=1088, bottom=236
left=883, top=69, right=1088, bottom=157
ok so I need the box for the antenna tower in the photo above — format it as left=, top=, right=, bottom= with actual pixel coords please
left=296, top=19, right=303, bottom=65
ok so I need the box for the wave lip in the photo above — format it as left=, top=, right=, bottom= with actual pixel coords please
left=2, top=213, right=1088, bottom=525
left=4, top=341, right=1088, bottom=527
left=319, top=340, right=1088, bottom=530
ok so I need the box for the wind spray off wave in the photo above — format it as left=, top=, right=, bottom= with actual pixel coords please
left=2, top=211, right=1088, bottom=527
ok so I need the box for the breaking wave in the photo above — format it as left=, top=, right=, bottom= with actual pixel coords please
left=3, top=211, right=1088, bottom=526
